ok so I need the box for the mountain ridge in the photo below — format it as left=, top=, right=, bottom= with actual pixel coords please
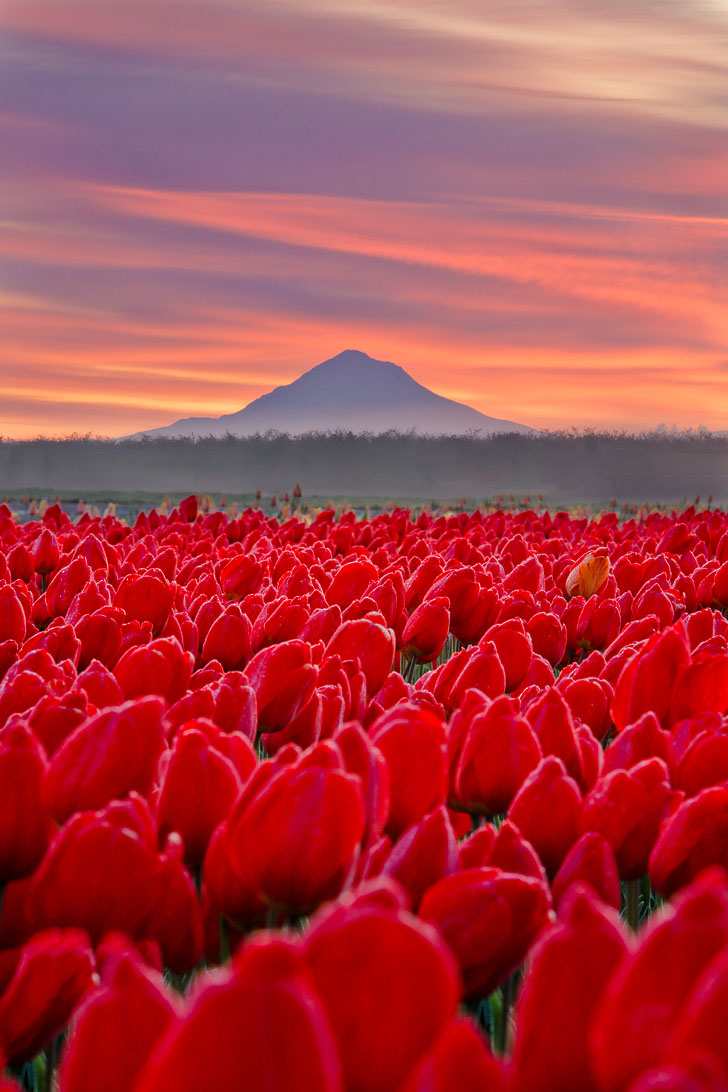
left=126, top=349, right=534, bottom=438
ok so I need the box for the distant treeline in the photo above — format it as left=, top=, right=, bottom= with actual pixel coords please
left=2, top=429, right=727, bottom=505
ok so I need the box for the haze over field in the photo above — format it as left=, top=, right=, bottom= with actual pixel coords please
left=3, top=431, right=728, bottom=508
left=2, top=0, right=727, bottom=440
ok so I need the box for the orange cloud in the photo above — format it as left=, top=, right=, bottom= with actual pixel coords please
left=87, top=185, right=727, bottom=341
left=2, top=0, right=727, bottom=440
left=2, top=175, right=727, bottom=437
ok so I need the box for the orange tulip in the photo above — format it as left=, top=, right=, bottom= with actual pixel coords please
left=565, top=554, right=610, bottom=599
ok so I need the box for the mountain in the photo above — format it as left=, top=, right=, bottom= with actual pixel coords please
left=127, top=350, right=534, bottom=438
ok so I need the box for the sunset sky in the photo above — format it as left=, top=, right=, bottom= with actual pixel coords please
left=3, top=0, right=728, bottom=438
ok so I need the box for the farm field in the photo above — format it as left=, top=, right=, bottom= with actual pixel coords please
left=2, top=495, right=728, bottom=1090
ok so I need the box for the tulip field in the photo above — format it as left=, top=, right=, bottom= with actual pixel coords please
left=4, top=496, right=728, bottom=1091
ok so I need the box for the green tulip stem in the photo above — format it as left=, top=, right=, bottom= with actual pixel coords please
left=625, top=878, right=641, bottom=931
left=402, top=655, right=418, bottom=683
left=497, top=973, right=516, bottom=1055
left=44, top=1036, right=60, bottom=1092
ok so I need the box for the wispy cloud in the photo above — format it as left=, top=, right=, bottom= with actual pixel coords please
left=1, top=0, right=727, bottom=437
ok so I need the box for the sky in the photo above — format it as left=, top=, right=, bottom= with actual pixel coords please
left=2, top=0, right=728, bottom=438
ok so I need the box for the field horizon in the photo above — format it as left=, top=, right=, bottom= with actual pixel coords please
left=3, top=427, right=727, bottom=509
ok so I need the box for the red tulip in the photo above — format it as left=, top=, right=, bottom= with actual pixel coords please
left=0, top=586, right=26, bottom=645
left=604, top=615, right=660, bottom=660
left=0, top=723, right=52, bottom=883
left=65, top=577, right=111, bottom=626
left=23, top=621, right=81, bottom=665
left=114, top=637, right=193, bottom=704
left=0, top=875, right=36, bottom=962
left=405, top=555, right=444, bottom=611
left=74, top=607, right=123, bottom=669
left=163, top=688, right=215, bottom=737
left=74, top=658, right=124, bottom=708
left=649, top=785, right=728, bottom=897
left=611, top=626, right=690, bottom=732
left=419, top=867, right=551, bottom=1000
left=142, top=835, right=204, bottom=974
left=16, top=691, right=87, bottom=757
left=427, top=567, right=480, bottom=634
left=334, top=721, right=390, bottom=845
left=602, top=711, right=670, bottom=774
left=202, top=820, right=267, bottom=930
left=382, top=806, right=459, bottom=910
left=0, top=928, right=96, bottom=1065
left=551, top=831, right=621, bottom=911
left=318, top=653, right=366, bottom=721
left=576, top=722, right=603, bottom=791
left=632, top=581, right=677, bottom=629
left=460, top=820, right=548, bottom=885
left=58, top=943, right=179, bottom=1092
left=46, top=697, right=167, bottom=822
left=577, top=596, right=621, bottom=651
left=326, top=618, right=396, bottom=697
left=668, top=650, right=728, bottom=727
left=250, top=596, right=309, bottom=651
left=592, top=870, right=728, bottom=1092
left=663, top=946, right=728, bottom=1085
left=397, top=1018, right=506, bottom=1092
left=224, top=743, right=365, bottom=914
left=369, top=573, right=405, bottom=629
left=32, top=528, right=60, bottom=576
left=30, top=795, right=161, bottom=944
left=581, top=757, right=671, bottom=879
left=451, top=695, right=542, bottom=816
left=560, top=676, right=613, bottom=740
left=682, top=608, right=724, bottom=650
left=667, top=713, right=728, bottom=796
left=262, top=689, right=323, bottom=753
left=114, top=571, right=175, bottom=634
left=243, top=639, right=317, bottom=732
left=219, top=554, right=266, bottom=598
left=446, top=643, right=507, bottom=710
left=73, top=528, right=112, bottom=572
left=624, top=1060, right=728, bottom=1092
left=207, top=676, right=257, bottom=740
left=326, top=557, right=378, bottom=607
left=527, top=610, right=567, bottom=667
left=200, top=603, right=252, bottom=670
left=451, top=586, right=499, bottom=646
left=304, top=902, right=459, bottom=1092
left=370, top=704, right=447, bottom=838
left=481, top=620, right=533, bottom=691
left=178, top=494, right=198, bottom=521
left=0, top=639, right=18, bottom=685
left=135, top=937, right=342, bottom=1092
left=525, top=686, right=583, bottom=785
left=508, top=757, right=582, bottom=877
left=402, top=597, right=450, bottom=665
left=510, top=885, right=629, bottom=1092
left=34, top=557, right=92, bottom=623
left=297, top=604, right=343, bottom=647
left=7, top=542, right=34, bottom=583
left=156, top=724, right=250, bottom=865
